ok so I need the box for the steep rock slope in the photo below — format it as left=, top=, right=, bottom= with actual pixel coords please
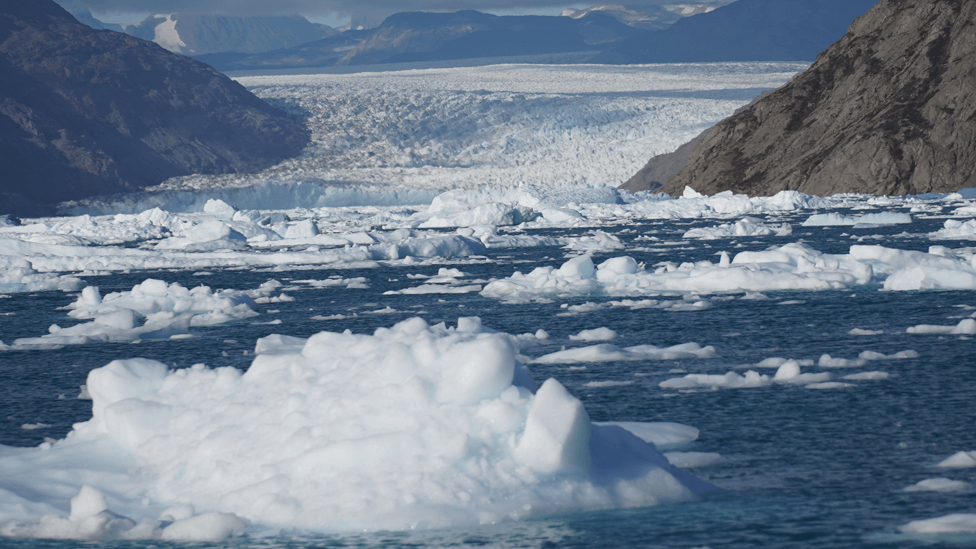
left=593, top=0, right=878, bottom=63
left=0, top=1, right=310, bottom=216
left=660, top=0, right=976, bottom=197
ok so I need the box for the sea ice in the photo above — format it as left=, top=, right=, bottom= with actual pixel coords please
left=900, top=514, right=976, bottom=534
left=936, top=451, right=976, bottom=469
left=532, top=342, right=715, bottom=364
left=0, top=317, right=711, bottom=539
left=682, top=217, right=792, bottom=239
left=903, top=478, right=970, bottom=492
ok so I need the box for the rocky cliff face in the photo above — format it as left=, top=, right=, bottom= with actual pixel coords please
left=0, top=1, right=310, bottom=216
left=660, top=0, right=976, bottom=197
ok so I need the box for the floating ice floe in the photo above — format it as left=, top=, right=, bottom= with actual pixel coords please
left=6, top=279, right=282, bottom=347
left=929, top=219, right=976, bottom=240
left=532, top=342, right=715, bottom=364
left=907, top=318, right=976, bottom=335
left=899, top=514, right=976, bottom=534
left=936, top=451, right=976, bottom=469
left=682, top=217, right=792, bottom=239
left=384, top=267, right=483, bottom=295
left=569, top=327, right=618, bottom=341
left=802, top=212, right=913, bottom=227
left=0, top=317, right=712, bottom=540
left=660, top=359, right=837, bottom=390
left=0, top=258, right=84, bottom=294
left=903, top=478, right=970, bottom=492
left=481, top=242, right=976, bottom=302
left=817, top=350, right=917, bottom=368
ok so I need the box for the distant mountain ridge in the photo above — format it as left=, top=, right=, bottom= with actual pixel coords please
left=656, top=0, right=976, bottom=197
left=202, top=9, right=643, bottom=71
left=593, top=0, right=879, bottom=63
left=561, top=4, right=725, bottom=31
left=0, top=1, right=310, bottom=216
left=122, top=13, right=336, bottom=55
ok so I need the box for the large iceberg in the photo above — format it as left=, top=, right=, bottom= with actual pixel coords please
left=0, top=317, right=711, bottom=540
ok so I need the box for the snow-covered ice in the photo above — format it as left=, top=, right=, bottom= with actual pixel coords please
left=0, top=317, right=711, bottom=539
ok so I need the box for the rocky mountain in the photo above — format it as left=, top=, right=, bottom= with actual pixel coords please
left=561, top=3, right=727, bottom=32
left=656, top=0, right=976, bottom=197
left=0, top=1, right=310, bottom=216
left=593, top=0, right=878, bottom=63
left=201, top=10, right=642, bottom=71
left=123, top=13, right=336, bottom=56
left=64, top=8, right=122, bottom=32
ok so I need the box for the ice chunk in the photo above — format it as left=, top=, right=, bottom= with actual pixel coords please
left=161, top=512, right=247, bottom=541
left=900, top=514, right=976, bottom=534
left=903, top=478, right=969, bottom=492
left=533, top=342, right=715, bottom=364
left=907, top=318, right=976, bottom=334
left=937, top=451, right=976, bottom=468
left=203, top=199, right=237, bottom=221
left=515, top=378, right=591, bottom=474
left=569, top=328, right=618, bottom=341
left=0, top=317, right=708, bottom=537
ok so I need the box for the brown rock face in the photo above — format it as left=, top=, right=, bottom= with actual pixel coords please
left=660, top=0, right=976, bottom=197
left=0, top=1, right=310, bottom=216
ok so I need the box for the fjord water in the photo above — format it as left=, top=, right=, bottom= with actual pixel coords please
left=2, top=212, right=974, bottom=547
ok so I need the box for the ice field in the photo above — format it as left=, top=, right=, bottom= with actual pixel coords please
left=1, top=63, right=976, bottom=546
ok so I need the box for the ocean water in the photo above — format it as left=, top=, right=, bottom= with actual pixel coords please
left=2, top=212, right=975, bottom=547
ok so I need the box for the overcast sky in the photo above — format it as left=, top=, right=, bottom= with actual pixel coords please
left=59, top=0, right=722, bottom=27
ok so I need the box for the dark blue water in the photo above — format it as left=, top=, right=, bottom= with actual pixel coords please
left=2, top=209, right=975, bottom=547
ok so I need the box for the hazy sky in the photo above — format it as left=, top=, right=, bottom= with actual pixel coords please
left=59, top=0, right=721, bottom=27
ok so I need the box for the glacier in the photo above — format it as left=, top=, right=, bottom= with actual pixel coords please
left=2, top=62, right=976, bottom=544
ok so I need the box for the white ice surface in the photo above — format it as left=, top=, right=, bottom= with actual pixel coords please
left=937, top=451, right=976, bottom=469
left=900, top=514, right=976, bottom=534
left=903, top=478, right=970, bottom=492
left=0, top=317, right=711, bottom=540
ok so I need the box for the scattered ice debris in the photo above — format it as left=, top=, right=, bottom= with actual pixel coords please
left=7, top=279, right=285, bottom=347
left=283, top=277, right=370, bottom=290
left=385, top=267, right=482, bottom=295
left=929, top=218, right=976, bottom=240
left=660, top=359, right=838, bottom=390
left=532, top=342, right=715, bottom=364
left=0, top=317, right=711, bottom=539
left=937, top=451, right=976, bottom=469
left=899, top=514, right=976, bottom=534
left=907, top=319, right=976, bottom=334
left=682, top=217, right=792, bottom=239
left=564, top=231, right=626, bottom=253
left=849, top=328, right=884, bottom=335
left=818, top=350, right=917, bottom=368
left=660, top=370, right=772, bottom=390
left=0, top=257, right=83, bottom=293
left=569, top=328, right=617, bottom=341
left=841, top=371, right=889, bottom=381
left=903, top=478, right=970, bottom=492
left=802, top=212, right=912, bottom=226
left=581, top=380, right=634, bottom=388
